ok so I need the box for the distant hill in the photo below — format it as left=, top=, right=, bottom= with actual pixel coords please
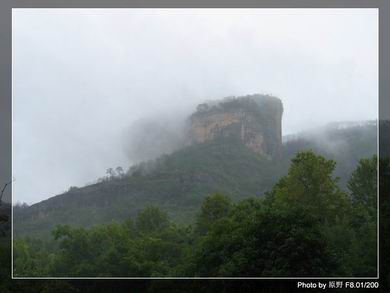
left=14, top=121, right=377, bottom=238
left=14, top=137, right=285, bottom=237
left=283, top=120, right=377, bottom=189
left=13, top=95, right=377, bottom=238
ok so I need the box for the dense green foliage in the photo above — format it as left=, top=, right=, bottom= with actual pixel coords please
left=380, top=157, right=390, bottom=290
left=13, top=151, right=377, bottom=277
left=348, top=156, right=377, bottom=210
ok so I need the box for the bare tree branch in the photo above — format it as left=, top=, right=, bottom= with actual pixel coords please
left=0, top=178, right=14, bottom=205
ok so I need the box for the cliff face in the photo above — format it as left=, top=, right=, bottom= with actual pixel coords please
left=188, top=94, right=283, bottom=160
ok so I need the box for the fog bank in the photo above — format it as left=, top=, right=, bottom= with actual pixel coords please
left=12, top=9, right=377, bottom=204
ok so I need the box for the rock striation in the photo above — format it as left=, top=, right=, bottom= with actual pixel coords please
left=188, top=94, right=283, bottom=160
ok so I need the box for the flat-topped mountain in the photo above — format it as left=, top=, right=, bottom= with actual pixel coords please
left=188, top=94, right=283, bottom=160
left=13, top=95, right=377, bottom=238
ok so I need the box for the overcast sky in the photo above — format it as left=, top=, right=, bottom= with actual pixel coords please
left=12, top=8, right=378, bottom=205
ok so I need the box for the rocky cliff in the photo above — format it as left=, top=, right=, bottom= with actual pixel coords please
left=188, top=94, right=283, bottom=160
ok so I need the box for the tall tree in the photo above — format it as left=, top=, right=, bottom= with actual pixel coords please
left=135, top=206, right=169, bottom=234
left=348, top=155, right=377, bottom=213
left=267, top=150, right=349, bottom=224
left=195, top=194, right=231, bottom=235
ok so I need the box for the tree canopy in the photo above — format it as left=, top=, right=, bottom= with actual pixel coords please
left=12, top=151, right=378, bottom=278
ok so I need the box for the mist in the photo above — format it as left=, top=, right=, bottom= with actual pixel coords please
left=123, top=110, right=191, bottom=165
left=12, top=9, right=377, bottom=204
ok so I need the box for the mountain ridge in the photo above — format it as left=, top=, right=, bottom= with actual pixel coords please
left=13, top=95, right=377, bottom=237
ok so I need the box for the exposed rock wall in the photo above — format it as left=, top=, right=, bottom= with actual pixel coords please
left=188, top=94, right=283, bottom=160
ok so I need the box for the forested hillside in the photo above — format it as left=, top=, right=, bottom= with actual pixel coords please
left=14, top=138, right=284, bottom=237
left=283, top=121, right=377, bottom=188
left=13, top=151, right=377, bottom=277
left=14, top=121, right=377, bottom=238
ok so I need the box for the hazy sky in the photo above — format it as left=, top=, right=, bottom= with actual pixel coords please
left=13, top=8, right=378, bottom=204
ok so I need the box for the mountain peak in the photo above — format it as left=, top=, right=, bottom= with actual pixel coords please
left=188, top=94, right=283, bottom=160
